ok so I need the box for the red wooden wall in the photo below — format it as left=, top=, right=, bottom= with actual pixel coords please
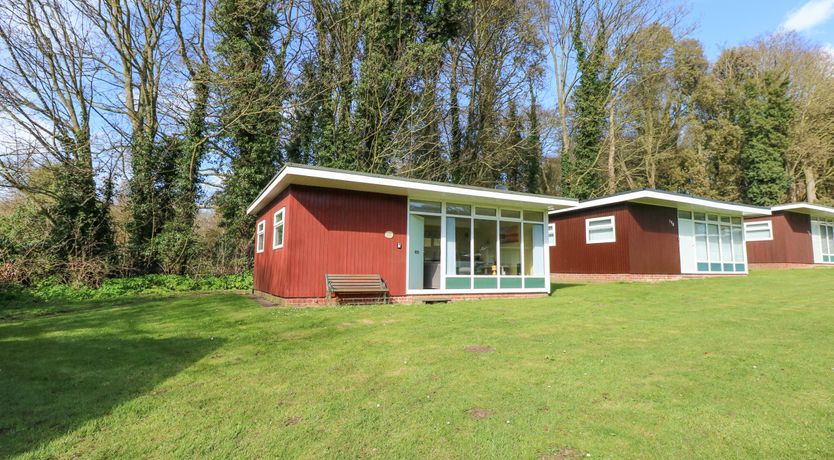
left=253, top=185, right=408, bottom=298
left=549, top=203, right=681, bottom=275
left=746, top=211, right=813, bottom=264
left=626, top=203, right=681, bottom=274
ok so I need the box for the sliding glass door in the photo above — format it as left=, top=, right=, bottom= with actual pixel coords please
left=409, top=200, right=548, bottom=292
left=679, top=211, right=746, bottom=273
left=813, top=219, right=834, bottom=263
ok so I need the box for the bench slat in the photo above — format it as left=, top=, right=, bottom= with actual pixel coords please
left=326, top=274, right=389, bottom=297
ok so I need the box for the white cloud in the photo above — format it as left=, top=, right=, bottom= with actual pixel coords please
left=781, top=0, right=834, bottom=32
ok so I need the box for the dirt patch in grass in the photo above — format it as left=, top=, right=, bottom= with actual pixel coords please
left=541, top=447, right=582, bottom=459
left=464, top=345, right=495, bottom=353
left=284, top=416, right=301, bottom=426
left=468, top=407, right=491, bottom=419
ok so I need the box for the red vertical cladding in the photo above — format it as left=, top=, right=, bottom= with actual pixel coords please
left=746, top=211, right=814, bottom=264
left=253, top=189, right=292, bottom=296
left=281, top=185, right=407, bottom=298
left=626, top=203, right=681, bottom=274
left=549, top=204, right=631, bottom=274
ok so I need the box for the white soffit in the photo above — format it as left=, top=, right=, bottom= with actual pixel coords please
left=549, top=190, right=771, bottom=217
left=772, top=203, right=834, bottom=218
left=247, top=165, right=578, bottom=215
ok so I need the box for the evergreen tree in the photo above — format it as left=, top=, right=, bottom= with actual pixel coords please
left=526, top=79, right=542, bottom=193
left=739, top=71, right=794, bottom=205
left=562, top=5, right=609, bottom=199
left=212, top=0, right=284, bottom=261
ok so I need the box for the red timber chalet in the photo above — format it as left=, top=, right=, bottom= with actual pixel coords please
left=548, top=190, right=771, bottom=283
left=246, top=164, right=577, bottom=305
left=745, top=203, right=834, bottom=268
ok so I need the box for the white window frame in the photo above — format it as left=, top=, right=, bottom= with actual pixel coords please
left=743, top=220, right=773, bottom=242
left=547, top=223, right=556, bottom=246
left=256, top=220, right=266, bottom=253
left=273, top=207, right=286, bottom=249
left=585, top=216, right=616, bottom=244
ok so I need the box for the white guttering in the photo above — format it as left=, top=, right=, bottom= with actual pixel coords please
left=772, top=203, right=834, bottom=218
left=247, top=165, right=578, bottom=215
left=549, top=190, right=771, bottom=217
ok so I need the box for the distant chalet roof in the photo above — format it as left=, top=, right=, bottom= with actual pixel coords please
left=246, top=163, right=578, bottom=216
left=549, top=189, right=771, bottom=218
left=771, top=202, right=834, bottom=218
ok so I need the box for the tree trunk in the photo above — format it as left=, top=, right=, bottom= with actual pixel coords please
left=804, top=164, right=817, bottom=203
left=607, top=99, right=616, bottom=193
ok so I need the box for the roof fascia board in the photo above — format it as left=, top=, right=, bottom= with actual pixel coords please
left=549, top=190, right=770, bottom=217
left=772, top=203, right=834, bottom=217
left=247, top=165, right=578, bottom=215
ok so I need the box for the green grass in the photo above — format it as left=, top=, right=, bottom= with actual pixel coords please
left=2, top=269, right=834, bottom=459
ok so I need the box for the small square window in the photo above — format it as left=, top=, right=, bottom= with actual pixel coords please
left=744, top=221, right=773, bottom=242
left=586, top=216, right=616, bottom=244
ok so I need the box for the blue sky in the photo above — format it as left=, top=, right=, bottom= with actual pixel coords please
left=689, top=0, right=834, bottom=59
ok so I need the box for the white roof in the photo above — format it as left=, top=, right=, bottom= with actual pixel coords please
left=771, top=202, right=834, bottom=218
left=549, top=189, right=771, bottom=217
left=246, top=164, right=578, bottom=216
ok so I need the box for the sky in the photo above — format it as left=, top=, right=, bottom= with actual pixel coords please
left=689, top=0, right=834, bottom=59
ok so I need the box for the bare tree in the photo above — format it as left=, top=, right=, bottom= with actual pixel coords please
left=0, top=0, right=114, bottom=268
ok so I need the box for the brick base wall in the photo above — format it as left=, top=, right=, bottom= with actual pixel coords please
left=252, top=289, right=549, bottom=308
left=550, top=272, right=740, bottom=284
left=749, top=263, right=831, bottom=270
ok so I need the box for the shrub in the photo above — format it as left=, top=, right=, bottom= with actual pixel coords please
left=0, top=272, right=253, bottom=305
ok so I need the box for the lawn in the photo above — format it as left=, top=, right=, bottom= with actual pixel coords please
left=1, top=269, right=834, bottom=459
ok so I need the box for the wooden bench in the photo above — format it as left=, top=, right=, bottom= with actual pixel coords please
left=325, top=274, right=389, bottom=304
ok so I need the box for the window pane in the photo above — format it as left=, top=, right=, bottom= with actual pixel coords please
left=410, top=200, right=442, bottom=213
left=499, top=221, right=521, bottom=275
left=547, top=224, right=556, bottom=246
left=274, top=223, right=284, bottom=247
left=524, top=210, right=544, bottom=221
left=588, top=218, right=613, bottom=228
left=695, top=234, right=708, bottom=260
left=678, top=210, right=691, bottom=219
left=501, top=209, right=521, bottom=219
left=694, top=212, right=706, bottom=221
left=720, top=216, right=731, bottom=224
left=257, top=232, right=265, bottom=251
left=746, top=229, right=770, bottom=240
left=475, top=207, right=497, bottom=217
left=446, top=217, right=471, bottom=275
left=524, top=223, right=545, bottom=276
left=721, top=226, right=733, bottom=262
left=588, top=227, right=614, bottom=243
left=732, top=227, right=744, bottom=261
left=473, top=219, right=497, bottom=275
left=732, top=217, right=742, bottom=225
left=708, top=224, right=720, bottom=261
left=708, top=214, right=719, bottom=222
left=447, top=203, right=471, bottom=216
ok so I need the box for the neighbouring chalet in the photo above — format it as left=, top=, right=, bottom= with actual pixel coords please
left=548, top=190, right=771, bottom=282
left=247, top=164, right=577, bottom=305
left=745, top=203, right=834, bottom=268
